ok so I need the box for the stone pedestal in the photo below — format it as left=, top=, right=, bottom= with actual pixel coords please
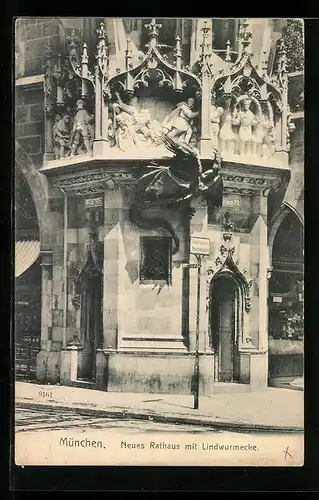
left=93, top=139, right=110, bottom=157
left=46, top=351, right=61, bottom=384
left=249, top=351, right=268, bottom=390
left=60, top=345, right=83, bottom=385
left=36, top=350, right=50, bottom=384
left=95, top=349, right=110, bottom=389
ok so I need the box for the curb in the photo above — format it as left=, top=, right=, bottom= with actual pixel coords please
left=15, top=400, right=304, bottom=434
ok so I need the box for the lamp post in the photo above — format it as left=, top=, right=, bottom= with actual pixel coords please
left=184, top=237, right=210, bottom=410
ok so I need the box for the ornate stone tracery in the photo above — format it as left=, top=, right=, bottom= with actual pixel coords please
left=42, top=19, right=293, bottom=171
left=209, top=30, right=288, bottom=161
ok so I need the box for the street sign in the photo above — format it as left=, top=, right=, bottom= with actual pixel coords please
left=85, top=197, right=104, bottom=209
left=190, top=237, right=210, bottom=256
left=182, top=263, right=198, bottom=269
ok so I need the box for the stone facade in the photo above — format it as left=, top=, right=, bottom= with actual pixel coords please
left=15, top=18, right=304, bottom=393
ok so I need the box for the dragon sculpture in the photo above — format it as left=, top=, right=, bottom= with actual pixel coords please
left=129, top=135, right=223, bottom=254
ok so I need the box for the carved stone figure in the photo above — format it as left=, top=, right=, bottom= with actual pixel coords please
left=112, top=93, right=161, bottom=150
left=161, top=98, right=199, bottom=144
left=53, top=113, right=72, bottom=159
left=261, top=118, right=276, bottom=158
left=210, top=103, right=224, bottom=149
left=251, top=105, right=264, bottom=157
left=232, top=98, right=259, bottom=156
left=219, top=97, right=236, bottom=155
left=70, top=99, right=94, bottom=156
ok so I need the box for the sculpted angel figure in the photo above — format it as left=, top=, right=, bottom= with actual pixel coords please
left=161, top=97, right=199, bottom=144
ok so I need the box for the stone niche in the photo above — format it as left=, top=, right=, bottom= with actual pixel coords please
left=208, top=191, right=252, bottom=231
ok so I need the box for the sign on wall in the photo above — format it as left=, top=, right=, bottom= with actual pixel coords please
left=190, top=237, right=210, bottom=256
left=85, top=197, right=104, bottom=209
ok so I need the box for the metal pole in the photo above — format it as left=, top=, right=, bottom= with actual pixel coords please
left=194, top=254, right=202, bottom=410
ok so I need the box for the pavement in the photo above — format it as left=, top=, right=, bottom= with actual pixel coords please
left=14, top=381, right=304, bottom=433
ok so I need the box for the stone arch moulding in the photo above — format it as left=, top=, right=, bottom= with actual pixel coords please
left=15, top=140, right=49, bottom=242
left=208, top=251, right=253, bottom=314
left=268, top=201, right=304, bottom=268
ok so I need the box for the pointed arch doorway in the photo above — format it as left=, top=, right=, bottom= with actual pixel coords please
left=210, top=273, right=241, bottom=383
left=75, top=243, right=103, bottom=382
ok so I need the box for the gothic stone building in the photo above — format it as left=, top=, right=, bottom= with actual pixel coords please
left=15, top=18, right=304, bottom=393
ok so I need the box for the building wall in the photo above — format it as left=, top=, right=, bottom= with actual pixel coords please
left=15, top=18, right=304, bottom=392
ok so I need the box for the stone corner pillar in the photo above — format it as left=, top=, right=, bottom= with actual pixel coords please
left=102, top=187, right=125, bottom=350
left=36, top=249, right=53, bottom=383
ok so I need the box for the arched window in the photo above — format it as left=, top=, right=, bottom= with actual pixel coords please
left=269, top=211, right=304, bottom=340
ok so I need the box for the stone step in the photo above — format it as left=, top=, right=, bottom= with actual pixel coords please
left=212, top=382, right=251, bottom=394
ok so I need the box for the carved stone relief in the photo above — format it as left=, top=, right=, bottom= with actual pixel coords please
left=210, top=93, right=277, bottom=160
left=109, top=92, right=200, bottom=151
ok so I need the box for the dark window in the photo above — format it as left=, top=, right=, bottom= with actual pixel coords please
left=140, top=236, right=172, bottom=284
left=212, top=19, right=237, bottom=51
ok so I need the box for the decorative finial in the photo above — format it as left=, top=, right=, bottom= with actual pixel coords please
left=97, top=21, right=107, bottom=40
left=239, top=18, right=252, bottom=53
left=278, top=38, right=287, bottom=73
left=259, top=83, right=269, bottom=101
left=222, top=212, right=234, bottom=241
left=225, top=40, right=231, bottom=62
left=125, top=38, right=132, bottom=70
left=200, top=20, right=211, bottom=55
left=174, top=35, right=182, bottom=70
left=222, top=76, right=233, bottom=95
left=96, top=22, right=108, bottom=77
left=144, top=18, right=162, bottom=49
left=260, top=50, right=268, bottom=76
left=82, top=43, right=88, bottom=65
left=277, top=38, right=288, bottom=90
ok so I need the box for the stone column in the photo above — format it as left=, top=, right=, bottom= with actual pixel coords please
left=249, top=189, right=269, bottom=388
left=102, top=186, right=124, bottom=350
left=36, top=249, right=53, bottom=383
left=198, top=19, right=213, bottom=158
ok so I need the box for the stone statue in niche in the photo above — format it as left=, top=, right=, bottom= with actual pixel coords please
left=210, top=101, right=224, bottom=149
left=219, top=96, right=236, bottom=155
left=53, top=113, right=72, bottom=159
left=250, top=101, right=264, bottom=157
left=232, top=98, right=259, bottom=156
left=69, top=99, right=94, bottom=156
left=161, top=97, right=199, bottom=144
left=260, top=105, right=276, bottom=158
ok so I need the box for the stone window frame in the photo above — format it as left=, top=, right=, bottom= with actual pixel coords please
left=139, top=236, right=172, bottom=286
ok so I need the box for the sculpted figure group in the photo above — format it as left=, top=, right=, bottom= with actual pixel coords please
left=110, top=93, right=199, bottom=152
left=52, top=93, right=276, bottom=160
left=214, top=96, right=276, bottom=158
left=53, top=99, right=94, bottom=159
